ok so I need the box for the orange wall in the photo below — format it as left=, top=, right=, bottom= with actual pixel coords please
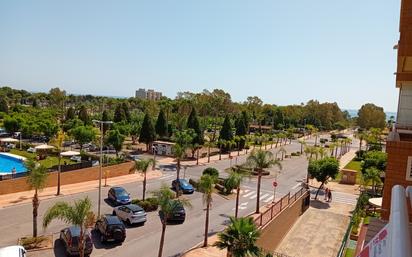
left=0, top=162, right=133, bottom=195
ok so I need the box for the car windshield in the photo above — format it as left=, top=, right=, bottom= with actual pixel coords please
left=115, top=188, right=128, bottom=197
left=180, top=180, right=190, bottom=187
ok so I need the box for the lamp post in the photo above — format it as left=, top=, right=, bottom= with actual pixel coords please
left=93, top=119, right=113, bottom=217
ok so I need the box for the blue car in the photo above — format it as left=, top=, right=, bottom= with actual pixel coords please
left=172, top=179, right=194, bottom=194
left=108, top=187, right=131, bottom=205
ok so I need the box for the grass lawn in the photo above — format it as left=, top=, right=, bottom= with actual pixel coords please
left=344, top=248, right=355, bottom=257
left=9, top=149, right=75, bottom=169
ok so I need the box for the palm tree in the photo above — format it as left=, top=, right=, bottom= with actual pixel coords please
left=26, top=160, right=48, bottom=237
left=204, top=139, right=215, bottom=163
left=43, top=197, right=93, bottom=257
left=198, top=174, right=215, bottom=247
left=129, top=158, right=155, bottom=201
left=298, top=139, right=306, bottom=154
left=277, top=147, right=287, bottom=161
left=362, top=167, right=382, bottom=196
left=215, top=217, right=261, bottom=257
left=218, top=139, right=227, bottom=160
left=318, top=147, right=327, bottom=160
left=154, top=185, right=191, bottom=257
left=49, top=130, right=65, bottom=195
left=225, top=167, right=250, bottom=218
left=246, top=150, right=282, bottom=214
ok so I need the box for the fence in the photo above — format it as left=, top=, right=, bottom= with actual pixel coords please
left=254, top=187, right=308, bottom=228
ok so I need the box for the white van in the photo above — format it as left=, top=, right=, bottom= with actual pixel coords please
left=0, top=245, right=27, bottom=257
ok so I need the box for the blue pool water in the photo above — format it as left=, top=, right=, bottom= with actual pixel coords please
left=0, top=154, right=27, bottom=174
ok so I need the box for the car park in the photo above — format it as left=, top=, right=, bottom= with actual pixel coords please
left=108, top=187, right=131, bottom=205
left=59, top=226, right=93, bottom=256
left=113, top=204, right=147, bottom=225
left=172, top=179, right=194, bottom=194
left=0, top=245, right=27, bottom=257
left=95, top=215, right=126, bottom=243
left=160, top=200, right=186, bottom=223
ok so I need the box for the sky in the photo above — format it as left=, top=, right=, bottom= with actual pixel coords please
left=0, top=0, right=401, bottom=112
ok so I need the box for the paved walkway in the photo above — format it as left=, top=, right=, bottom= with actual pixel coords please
left=0, top=170, right=162, bottom=208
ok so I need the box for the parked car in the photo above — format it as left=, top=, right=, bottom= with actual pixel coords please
left=108, top=187, right=131, bottom=205
left=172, top=179, right=194, bottom=194
left=160, top=200, right=186, bottom=223
left=59, top=226, right=93, bottom=256
left=27, top=147, right=36, bottom=153
left=113, top=204, right=147, bottom=225
left=0, top=246, right=26, bottom=257
left=70, top=155, right=82, bottom=162
left=94, top=215, right=126, bottom=243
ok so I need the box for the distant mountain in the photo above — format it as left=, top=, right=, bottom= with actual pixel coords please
left=344, top=109, right=396, bottom=120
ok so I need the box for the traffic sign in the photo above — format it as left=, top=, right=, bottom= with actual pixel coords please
left=272, top=181, right=278, bottom=187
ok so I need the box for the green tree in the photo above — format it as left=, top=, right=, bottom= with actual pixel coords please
left=66, top=107, right=76, bottom=120
left=199, top=174, right=215, bottom=247
left=26, top=160, right=48, bottom=237
left=78, top=105, right=89, bottom=125
left=202, top=167, right=219, bottom=180
left=139, top=113, right=156, bottom=151
left=246, top=150, right=282, bottom=213
left=361, top=151, right=387, bottom=173
left=101, top=109, right=111, bottom=134
left=220, top=115, right=233, bottom=142
left=308, top=157, right=339, bottom=199
left=114, top=104, right=126, bottom=123
left=105, top=129, right=125, bottom=156
left=172, top=130, right=193, bottom=195
left=362, top=167, right=382, bottom=196
left=0, top=98, right=9, bottom=113
left=226, top=167, right=250, bottom=218
left=43, top=197, right=93, bottom=257
left=3, top=116, right=19, bottom=133
left=70, top=125, right=97, bottom=150
left=187, top=107, right=204, bottom=146
left=121, top=102, right=131, bottom=122
left=130, top=158, right=156, bottom=200
left=155, top=109, right=168, bottom=138
left=235, top=115, right=247, bottom=149
left=215, top=217, right=261, bottom=257
left=357, top=103, right=386, bottom=129
left=154, top=185, right=191, bottom=257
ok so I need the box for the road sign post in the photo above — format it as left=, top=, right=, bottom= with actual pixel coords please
left=272, top=181, right=278, bottom=203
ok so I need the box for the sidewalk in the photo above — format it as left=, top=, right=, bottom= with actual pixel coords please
left=0, top=170, right=162, bottom=209
left=339, top=149, right=357, bottom=169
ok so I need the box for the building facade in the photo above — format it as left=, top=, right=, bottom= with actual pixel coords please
left=135, top=88, right=162, bottom=100
left=382, top=0, right=412, bottom=221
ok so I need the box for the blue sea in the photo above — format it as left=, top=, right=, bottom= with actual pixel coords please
left=344, top=109, right=396, bottom=120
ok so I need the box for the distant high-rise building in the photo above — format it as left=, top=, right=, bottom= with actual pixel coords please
left=135, top=88, right=162, bottom=100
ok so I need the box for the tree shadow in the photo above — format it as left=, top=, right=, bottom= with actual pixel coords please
left=91, top=229, right=122, bottom=250
left=310, top=199, right=330, bottom=209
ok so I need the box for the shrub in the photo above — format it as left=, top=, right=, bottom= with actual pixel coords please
left=131, top=198, right=158, bottom=212
left=202, top=167, right=219, bottom=179
left=20, top=236, right=48, bottom=250
left=189, top=178, right=199, bottom=190
left=355, top=150, right=366, bottom=161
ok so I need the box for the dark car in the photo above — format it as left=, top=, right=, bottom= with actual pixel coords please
left=160, top=200, right=186, bottom=223
left=108, top=187, right=131, bottom=205
left=94, top=215, right=126, bottom=244
left=172, top=179, right=194, bottom=194
left=59, top=226, right=93, bottom=256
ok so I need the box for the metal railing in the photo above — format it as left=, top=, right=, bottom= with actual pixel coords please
left=254, top=187, right=308, bottom=228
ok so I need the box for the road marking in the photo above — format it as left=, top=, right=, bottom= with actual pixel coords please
left=291, top=183, right=301, bottom=190
left=250, top=193, right=258, bottom=199
left=264, top=196, right=274, bottom=203
left=260, top=193, right=270, bottom=201
left=243, top=191, right=256, bottom=197
left=232, top=202, right=249, bottom=210
left=159, top=174, right=175, bottom=180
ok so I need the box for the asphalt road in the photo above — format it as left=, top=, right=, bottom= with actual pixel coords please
left=0, top=135, right=354, bottom=257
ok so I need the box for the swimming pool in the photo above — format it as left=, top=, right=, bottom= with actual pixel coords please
left=0, top=153, right=27, bottom=174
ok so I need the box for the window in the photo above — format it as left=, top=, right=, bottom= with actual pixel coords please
left=406, top=156, right=412, bottom=181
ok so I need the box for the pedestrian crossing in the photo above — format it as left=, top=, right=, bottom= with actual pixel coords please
left=310, top=189, right=358, bottom=205
left=159, top=174, right=175, bottom=181
left=240, top=189, right=275, bottom=203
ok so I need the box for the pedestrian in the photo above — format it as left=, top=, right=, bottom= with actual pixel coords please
left=328, top=190, right=332, bottom=202
left=11, top=167, right=16, bottom=178
left=324, top=187, right=329, bottom=201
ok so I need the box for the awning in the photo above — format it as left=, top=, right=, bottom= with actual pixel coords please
left=368, top=197, right=382, bottom=208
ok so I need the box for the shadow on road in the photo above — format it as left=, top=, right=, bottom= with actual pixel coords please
left=310, top=200, right=330, bottom=209
left=91, top=230, right=122, bottom=250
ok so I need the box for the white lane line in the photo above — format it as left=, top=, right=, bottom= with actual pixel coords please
left=263, top=196, right=274, bottom=203
left=250, top=193, right=258, bottom=199
left=243, top=191, right=256, bottom=197
left=260, top=193, right=270, bottom=201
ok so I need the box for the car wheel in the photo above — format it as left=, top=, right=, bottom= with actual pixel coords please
left=112, top=210, right=116, bottom=216
left=127, top=219, right=132, bottom=226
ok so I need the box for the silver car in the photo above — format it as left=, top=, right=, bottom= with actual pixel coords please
left=113, top=204, right=147, bottom=225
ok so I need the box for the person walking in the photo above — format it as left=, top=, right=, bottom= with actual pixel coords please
left=328, top=190, right=332, bottom=202
left=324, top=187, right=329, bottom=201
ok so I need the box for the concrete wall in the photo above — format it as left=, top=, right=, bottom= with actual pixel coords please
left=0, top=162, right=133, bottom=195
left=257, top=192, right=308, bottom=251
left=382, top=140, right=412, bottom=221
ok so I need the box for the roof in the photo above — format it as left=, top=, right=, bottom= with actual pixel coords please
left=0, top=245, right=25, bottom=256
left=68, top=226, right=81, bottom=236
left=126, top=204, right=144, bottom=212
left=153, top=140, right=175, bottom=145
left=104, top=215, right=123, bottom=225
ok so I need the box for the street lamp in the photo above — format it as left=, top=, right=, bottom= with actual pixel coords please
left=92, top=119, right=113, bottom=217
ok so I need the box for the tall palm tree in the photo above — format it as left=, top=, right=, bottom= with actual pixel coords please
left=298, top=139, right=306, bottom=154
left=225, top=167, right=250, bottom=218
left=318, top=147, right=327, bottom=160
left=43, top=197, right=93, bottom=257
left=204, top=139, right=215, bottom=163
left=214, top=217, right=261, bottom=257
left=198, top=174, right=215, bottom=247
left=154, top=185, right=191, bottom=257
left=218, top=139, right=226, bottom=160
left=277, top=147, right=287, bottom=161
left=26, top=160, right=48, bottom=237
left=362, top=167, right=382, bottom=196
left=129, top=158, right=155, bottom=201
left=50, top=130, right=65, bottom=195
left=246, top=150, right=282, bottom=214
